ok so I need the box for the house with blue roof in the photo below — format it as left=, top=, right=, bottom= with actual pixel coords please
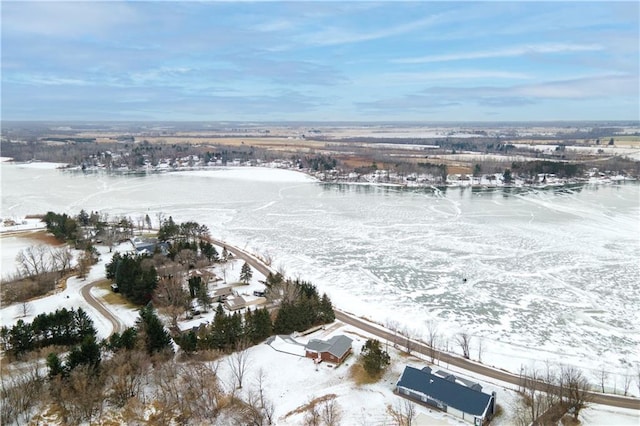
left=396, top=366, right=496, bottom=425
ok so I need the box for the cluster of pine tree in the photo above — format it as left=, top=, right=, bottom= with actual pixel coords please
left=0, top=308, right=97, bottom=357
left=43, top=211, right=80, bottom=242
left=46, top=334, right=102, bottom=378
left=105, top=252, right=158, bottom=305
left=176, top=279, right=336, bottom=353
left=177, top=304, right=272, bottom=353
left=157, top=217, right=210, bottom=242
left=273, top=279, right=335, bottom=335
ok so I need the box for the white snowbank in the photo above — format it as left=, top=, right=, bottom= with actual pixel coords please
left=6, top=161, right=68, bottom=169
left=174, top=166, right=317, bottom=183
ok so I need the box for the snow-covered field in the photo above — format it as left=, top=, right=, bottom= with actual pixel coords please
left=1, top=162, right=639, bottom=424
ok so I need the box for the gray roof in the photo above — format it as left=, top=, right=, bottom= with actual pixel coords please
left=397, top=366, right=493, bottom=417
left=213, top=287, right=234, bottom=296
left=433, top=369, right=483, bottom=391
left=306, top=335, right=353, bottom=359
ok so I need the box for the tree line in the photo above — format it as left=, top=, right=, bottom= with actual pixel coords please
left=106, top=252, right=158, bottom=305
left=0, top=308, right=96, bottom=358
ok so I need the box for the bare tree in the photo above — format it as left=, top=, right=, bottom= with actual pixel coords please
left=57, top=365, right=106, bottom=425
left=106, top=350, right=149, bottom=408
left=220, top=261, right=229, bottom=284
left=425, top=321, right=440, bottom=364
left=456, top=332, right=472, bottom=359
left=150, top=360, right=183, bottom=425
left=16, top=245, right=49, bottom=277
left=521, top=366, right=545, bottom=423
left=599, top=364, right=608, bottom=393
left=150, top=360, right=223, bottom=424
left=176, top=249, right=197, bottom=268
left=154, top=265, right=189, bottom=329
left=50, top=246, right=73, bottom=275
left=387, top=399, right=416, bottom=426
left=17, top=300, right=32, bottom=318
left=0, top=359, right=43, bottom=425
left=385, top=319, right=399, bottom=349
left=560, top=365, right=592, bottom=420
left=543, top=361, right=560, bottom=409
left=320, top=399, right=342, bottom=426
left=304, top=403, right=322, bottom=426
left=228, top=345, right=251, bottom=389
left=270, top=278, right=301, bottom=304
left=401, top=326, right=416, bottom=354
left=180, top=362, right=223, bottom=421
left=622, top=369, right=631, bottom=396
left=255, top=368, right=275, bottom=425
left=76, top=249, right=93, bottom=280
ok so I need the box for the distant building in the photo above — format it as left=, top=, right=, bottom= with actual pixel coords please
left=131, top=237, right=169, bottom=255
left=396, top=366, right=496, bottom=425
left=305, top=335, right=353, bottom=364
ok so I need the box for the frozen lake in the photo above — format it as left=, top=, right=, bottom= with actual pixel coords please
left=2, top=163, right=639, bottom=382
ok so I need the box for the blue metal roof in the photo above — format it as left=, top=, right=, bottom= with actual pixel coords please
left=397, top=366, right=493, bottom=417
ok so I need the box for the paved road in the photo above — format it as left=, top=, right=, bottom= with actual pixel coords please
left=212, top=237, right=640, bottom=411
left=80, top=280, right=126, bottom=336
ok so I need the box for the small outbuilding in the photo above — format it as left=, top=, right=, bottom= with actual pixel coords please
left=305, top=335, right=353, bottom=365
left=396, top=366, right=496, bottom=425
left=213, top=286, right=234, bottom=302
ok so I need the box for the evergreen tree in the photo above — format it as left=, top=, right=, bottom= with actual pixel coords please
left=361, top=339, right=390, bottom=377
left=240, top=262, right=253, bottom=284
left=74, top=308, right=98, bottom=338
left=209, top=304, right=227, bottom=349
left=46, top=352, right=66, bottom=378
left=67, top=335, right=101, bottom=371
left=176, top=331, right=198, bottom=353
left=107, top=327, right=137, bottom=352
left=196, top=279, right=212, bottom=313
left=137, top=304, right=173, bottom=355
left=226, top=311, right=243, bottom=349
left=319, top=293, right=336, bottom=323
left=199, top=241, right=219, bottom=262
left=273, top=302, right=294, bottom=334
left=251, top=308, right=272, bottom=343
left=108, top=253, right=158, bottom=305
left=158, top=216, right=179, bottom=241
left=188, top=275, right=202, bottom=298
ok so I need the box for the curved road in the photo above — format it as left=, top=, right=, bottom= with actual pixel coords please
left=80, top=280, right=126, bottom=336
left=85, top=236, right=639, bottom=410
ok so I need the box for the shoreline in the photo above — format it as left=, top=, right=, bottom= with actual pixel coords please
left=0, top=229, right=62, bottom=246
left=5, top=160, right=634, bottom=191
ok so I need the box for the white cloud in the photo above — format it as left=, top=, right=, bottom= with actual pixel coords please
left=514, top=74, right=638, bottom=99
left=2, top=2, right=139, bottom=38
left=303, top=14, right=444, bottom=46
left=393, top=43, right=604, bottom=64
left=379, top=70, right=532, bottom=83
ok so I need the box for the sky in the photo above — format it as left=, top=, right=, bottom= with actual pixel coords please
left=1, top=1, right=639, bottom=122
